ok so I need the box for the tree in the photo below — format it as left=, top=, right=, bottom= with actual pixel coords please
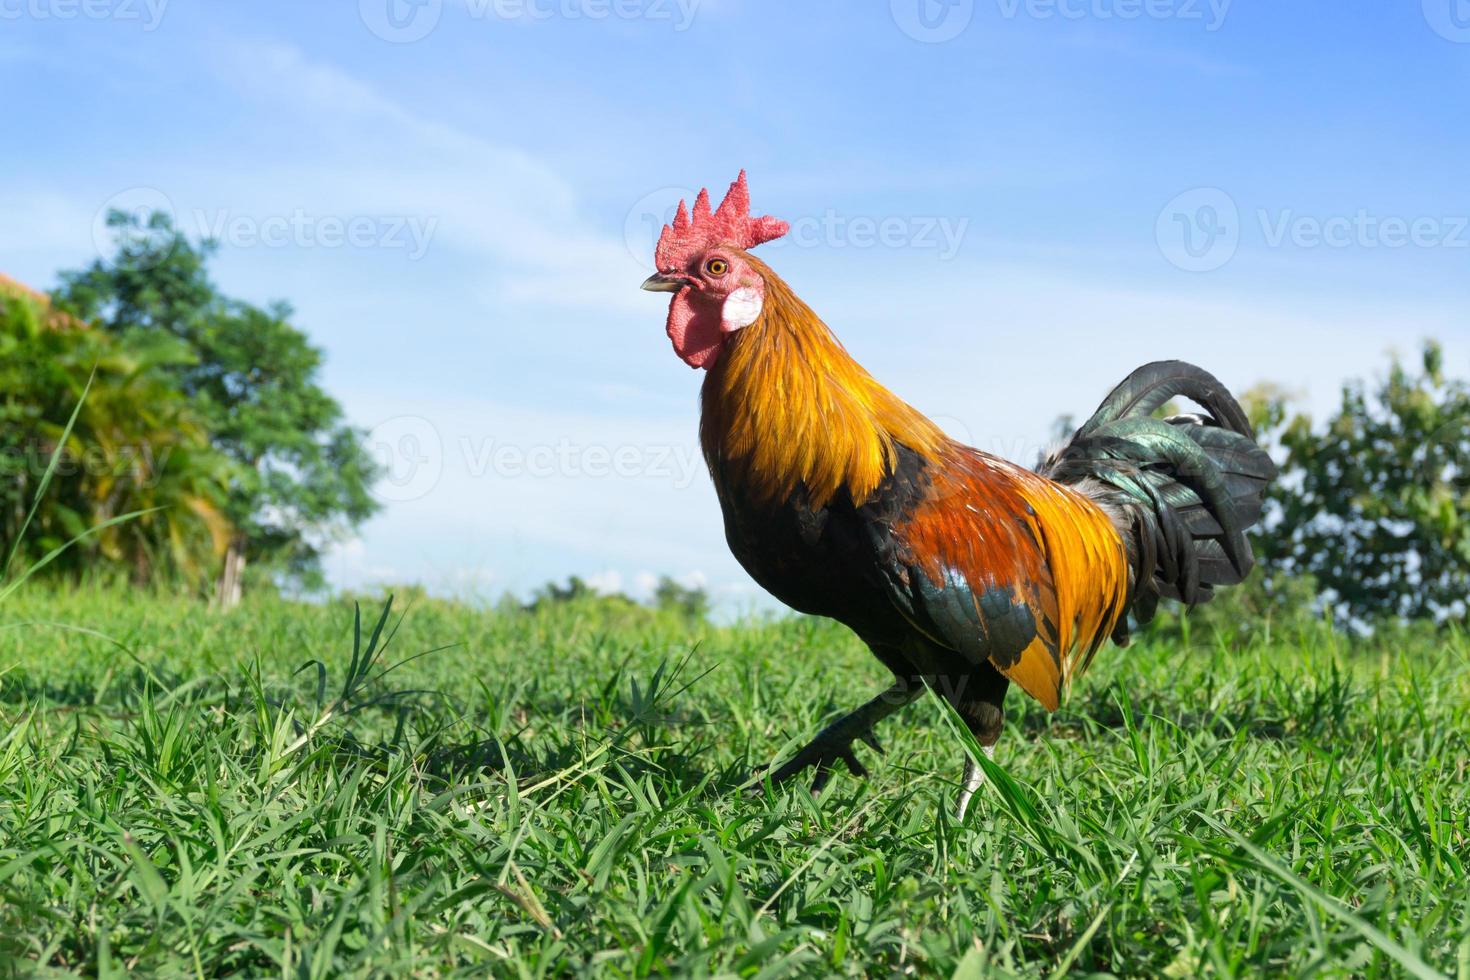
left=54, top=211, right=380, bottom=604
left=1258, top=341, right=1470, bottom=625
left=652, top=575, right=710, bottom=623
left=527, top=575, right=595, bottom=608
left=0, top=290, right=234, bottom=585
left=523, top=576, right=648, bottom=619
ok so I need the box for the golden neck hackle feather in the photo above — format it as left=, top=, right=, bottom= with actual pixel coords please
left=700, top=255, right=947, bottom=508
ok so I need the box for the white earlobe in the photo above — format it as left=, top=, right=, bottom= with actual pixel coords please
left=721, top=287, right=764, bottom=332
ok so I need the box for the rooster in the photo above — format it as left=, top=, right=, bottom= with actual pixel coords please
left=642, top=172, right=1275, bottom=817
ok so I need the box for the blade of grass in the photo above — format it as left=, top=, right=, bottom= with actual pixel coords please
left=1198, top=813, right=1443, bottom=980
left=0, top=508, right=162, bottom=606
left=1, top=367, right=95, bottom=581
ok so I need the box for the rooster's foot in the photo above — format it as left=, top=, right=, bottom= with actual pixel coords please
left=759, top=723, right=884, bottom=796
left=747, top=679, right=922, bottom=797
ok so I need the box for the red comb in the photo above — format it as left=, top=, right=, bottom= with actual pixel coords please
left=654, top=170, right=789, bottom=271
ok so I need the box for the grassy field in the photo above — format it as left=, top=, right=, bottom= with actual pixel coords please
left=0, top=587, right=1466, bottom=978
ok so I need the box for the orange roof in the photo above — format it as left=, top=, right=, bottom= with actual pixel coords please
left=0, top=273, right=86, bottom=331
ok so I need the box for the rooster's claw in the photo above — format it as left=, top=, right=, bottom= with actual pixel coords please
left=749, top=728, right=875, bottom=797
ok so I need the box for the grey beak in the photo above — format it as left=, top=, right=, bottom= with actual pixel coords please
left=641, top=272, right=688, bottom=293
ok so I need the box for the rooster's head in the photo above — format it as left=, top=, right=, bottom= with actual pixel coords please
left=641, top=171, right=789, bottom=369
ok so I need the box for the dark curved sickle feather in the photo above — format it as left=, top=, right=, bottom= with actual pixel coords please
left=1077, top=360, right=1253, bottom=438
left=1042, top=360, right=1276, bottom=640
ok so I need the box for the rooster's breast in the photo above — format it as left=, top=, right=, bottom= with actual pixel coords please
left=707, top=447, right=929, bottom=645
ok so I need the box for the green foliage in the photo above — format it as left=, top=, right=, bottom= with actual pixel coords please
left=0, top=294, right=233, bottom=586
left=54, top=210, right=381, bottom=587
left=523, top=575, right=712, bottom=627
left=1145, top=567, right=1325, bottom=648
left=525, top=574, right=601, bottom=609
left=652, top=575, right=711, bottom=623
left=0, top=588, right=1465, bottom=975
left=1254, top=341, right=1470, bottom=626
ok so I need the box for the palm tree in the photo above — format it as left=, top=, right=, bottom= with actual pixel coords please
left=0, top=286, right=237, bottom=589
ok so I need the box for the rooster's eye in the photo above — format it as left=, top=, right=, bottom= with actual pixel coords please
left=705, top=258, right=728, bottom=276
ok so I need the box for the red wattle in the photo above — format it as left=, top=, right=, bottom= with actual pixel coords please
left=666, top=290, right=724, bottom=369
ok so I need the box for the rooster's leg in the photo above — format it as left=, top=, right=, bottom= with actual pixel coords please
left=955, top=746, right=994, bottom=821
left=953, top=664, right=1010, bottom=820
left=758, top=678, right=924, bottom=796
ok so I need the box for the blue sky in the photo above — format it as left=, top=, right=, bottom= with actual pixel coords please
left=3, top=0, right=1468, bottom=609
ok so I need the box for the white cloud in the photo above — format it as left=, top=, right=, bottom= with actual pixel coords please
left=585, top=569, right=624, bottom=595
left=204, top=42, right=647, bottom=313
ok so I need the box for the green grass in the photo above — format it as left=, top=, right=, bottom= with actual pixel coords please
left=0, top=587, right=1466, bottom=977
